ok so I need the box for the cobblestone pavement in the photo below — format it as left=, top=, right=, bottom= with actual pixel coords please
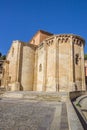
left=60, top=103, right=69, bottom=130
left=0, top=98, right=66, bottom=130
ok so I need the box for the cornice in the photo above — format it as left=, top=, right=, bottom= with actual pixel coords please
left=46, top=34, right=85, bottom=46
left=35, top=34, right=85, bottom=48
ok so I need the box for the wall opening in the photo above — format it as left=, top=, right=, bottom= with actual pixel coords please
left=0, top=80, right=1, bottom=86
left=12, top=47, right=14, bottom=56
left=75, top=54, right=79, bottom=65
left=39, top=64, right=42, bottom=72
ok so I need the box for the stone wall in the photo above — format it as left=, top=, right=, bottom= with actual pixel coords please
left=85, top=60, right=87, bottom=76
left=0, top=60, right=4, bottom=87
left=34, top=39, right=57, bottom=92
left=74, top=43, right=82, bottom=90
left=35, top=46, right=45, bottom=91
left=3, top=41, right=23, bottom=91
left=21, top=45, right=35, bottom=90
left=85, top=60, right=87, bottom=88
left=58, top=38, right=71, bottom=92
left=29, top=30, right=53, bottom=45
left=73, top=38, right=85, bottom=91
left=3, top=61, right=9, bottom=89
left=2, top=31, right=86, bottom=92
left=46, top=39, right=56, bottom=91
left=34, top=35, right=85, bottom=92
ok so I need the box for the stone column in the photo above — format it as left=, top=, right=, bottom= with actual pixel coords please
left=43, top=42, right=47, bottom=91
left=33, top=49, right=38, bottom=91
left=12, top=41, right=22, bottom=91
left=3, top=61, right=9, bottom=90
left=55, top=37, right=59, bottom=92
left=69, top=36, right=75, bottom=91
left=16, top=42, right=21, bottom=82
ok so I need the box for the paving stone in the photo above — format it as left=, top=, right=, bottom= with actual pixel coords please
left=60, top=103, right=69, bottom=130
left=0, top=93, right=84, bottom=130
left=0, top=99, right=60, bottom=130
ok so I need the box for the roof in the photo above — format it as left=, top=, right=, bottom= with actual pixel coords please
left=28, top=30, right=53, bottom=43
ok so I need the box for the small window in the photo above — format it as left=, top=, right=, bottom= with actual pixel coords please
left=39, top=64, right=42, bottom=72
left=9, top=76, right=11, bottom=83
left=12, top=47, right=14, bottom=56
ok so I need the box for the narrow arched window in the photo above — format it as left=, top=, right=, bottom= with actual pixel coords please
left=12, top=47, right=14, bottom=56
left=39, top=64, right=42, bottom=72
left=9, top=76, right=11, bottom=83
left=75, top=54, right=79, bottom=65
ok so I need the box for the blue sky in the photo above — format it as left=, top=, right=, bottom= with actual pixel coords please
left=0, top=0, right=87, bottom=54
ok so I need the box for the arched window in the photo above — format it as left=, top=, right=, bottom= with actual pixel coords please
left=39, top=64, right=42, bottom=72
left=75, top=54, right=79, bottom=65
left=0, top=80, right=1, bottom=86
left=9, top=76, right=11, bottom=83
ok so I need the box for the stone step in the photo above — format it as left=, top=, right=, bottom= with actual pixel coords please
left=1, top=91, right=69, bottom=102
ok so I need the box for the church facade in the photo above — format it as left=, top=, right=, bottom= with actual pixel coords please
left=2, top=30, right=86, bottom=92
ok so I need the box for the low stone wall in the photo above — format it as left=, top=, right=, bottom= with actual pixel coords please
left=72, top=94, right=87, bottom=130
left=1, top=91, right=69, bottom=102
left=69, top=91, right=87, bottom=101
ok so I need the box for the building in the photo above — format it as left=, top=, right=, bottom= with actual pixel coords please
left=0, top=60, right=4, bottom=87
left=85, top=60, right=87, bottom=87
left=2, top=30, right=86, bottom=92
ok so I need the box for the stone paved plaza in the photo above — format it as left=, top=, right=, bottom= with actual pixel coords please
left=0, top=98, right=67, bottom=130
left=0, top=91, right=85, bottom=130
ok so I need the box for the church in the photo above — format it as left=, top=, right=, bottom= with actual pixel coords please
left=2, top=30, right=86, bottom=92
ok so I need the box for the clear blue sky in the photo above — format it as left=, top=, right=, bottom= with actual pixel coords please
left=0, top=0, right=87, bottom=54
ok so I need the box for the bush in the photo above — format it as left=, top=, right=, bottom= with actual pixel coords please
left=0, top=52, right=6, bottom=60
left=76, top=103, right=81, bottom=107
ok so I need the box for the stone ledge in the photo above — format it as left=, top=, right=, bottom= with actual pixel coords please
left=1, top=91, right=69, bottom=102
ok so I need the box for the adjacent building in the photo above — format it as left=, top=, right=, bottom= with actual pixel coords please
left=85, top=60, right=87, bottom=87
left=2, top=30, right=86, bottom=92
left=0, top=60, right=4, bottom=87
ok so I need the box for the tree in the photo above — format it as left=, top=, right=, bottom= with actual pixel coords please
left=0, top=52, right=6, bottom=60
left=84, top=54, right=87, bottom=60
left=2, top=55, right=6, bottom=60
left=0, top=52, right=2, bottom=57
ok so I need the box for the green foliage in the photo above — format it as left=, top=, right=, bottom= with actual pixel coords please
left=84, top=54, right=87, bottom=60
left=76, top=103, right=81, bottom=107
left=0, top=52, right=6, bottom=60
left=0, top=52, right=2, bottom=57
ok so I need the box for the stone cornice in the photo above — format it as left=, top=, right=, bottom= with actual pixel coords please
left=56, top=34, right=85, bottom=45
left=27, top=44, right=37, bottom=50
left=45, top=34, right=85, bottom=46
left=37, top=42, right=44, bottom=49
left=34, top=34, right=85, bottom=48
